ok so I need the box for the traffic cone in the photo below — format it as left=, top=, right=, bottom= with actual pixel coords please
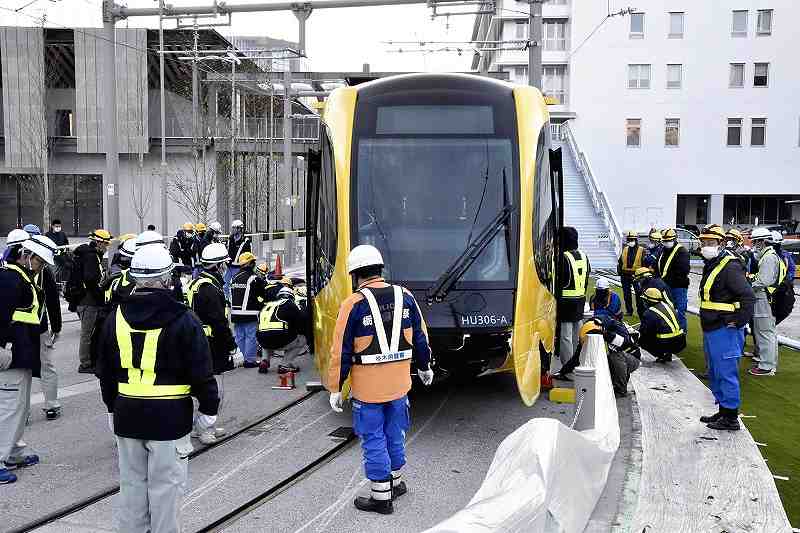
left=272, top=370, right=295, bottom=390
left=274, top=254, right=283, bottom=277
left=541, top=372, right=554, bottom=391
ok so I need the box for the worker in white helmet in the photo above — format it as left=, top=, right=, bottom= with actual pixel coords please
left=224, top=219, right=250, bottom=299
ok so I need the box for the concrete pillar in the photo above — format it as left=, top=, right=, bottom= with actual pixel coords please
left=102, top=4, right=120, bottom=236
left=709, top=194, right=724, bottom=226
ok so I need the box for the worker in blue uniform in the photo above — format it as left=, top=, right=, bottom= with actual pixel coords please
left=326, top=245, right=433, bottom=515
left=642, top=229, right=663, bottom=270
left=589, top=277, right=622, bottom=321
left=697, top=224, right=754, bottom=431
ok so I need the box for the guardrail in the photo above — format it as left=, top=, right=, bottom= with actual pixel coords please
left=562, top=122, right=624, bottom=257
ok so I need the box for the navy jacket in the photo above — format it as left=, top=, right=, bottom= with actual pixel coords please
left=0, top=265, right=43, bottom=377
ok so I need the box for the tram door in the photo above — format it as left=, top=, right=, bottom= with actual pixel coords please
left=305, top=147, right=321, bottom=354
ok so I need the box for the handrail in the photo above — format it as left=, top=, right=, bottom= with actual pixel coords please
left=561, top=122, right=624, bottom=256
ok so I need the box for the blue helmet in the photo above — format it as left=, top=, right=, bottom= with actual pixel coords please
left=22, top=224, right=41, bottom=235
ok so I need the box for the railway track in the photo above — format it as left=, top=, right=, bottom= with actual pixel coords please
left=11, top=390, right=321, bottom=533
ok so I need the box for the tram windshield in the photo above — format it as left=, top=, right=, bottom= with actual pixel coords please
left=355, top=105, right=515, bottom=283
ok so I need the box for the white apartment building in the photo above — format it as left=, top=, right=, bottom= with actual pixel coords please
left=472, top=0, right=800, bottom=233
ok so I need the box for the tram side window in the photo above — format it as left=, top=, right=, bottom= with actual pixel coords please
left=317, top=129, right=338, bottom=279
left=533, top=126, right=555, bottom=290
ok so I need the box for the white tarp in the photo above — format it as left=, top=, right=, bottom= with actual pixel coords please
left=425, top=335, right=620, bottom=533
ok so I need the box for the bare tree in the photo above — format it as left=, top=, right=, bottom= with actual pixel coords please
left=130, top=154, right=154, bottom=232
left=165, top=150, right=219, bottom=223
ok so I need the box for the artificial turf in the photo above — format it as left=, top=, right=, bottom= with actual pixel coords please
left=590, top=278, right=800, bottom=525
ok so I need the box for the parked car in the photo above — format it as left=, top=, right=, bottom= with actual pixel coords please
left=637, top=228, right=701, bottom=255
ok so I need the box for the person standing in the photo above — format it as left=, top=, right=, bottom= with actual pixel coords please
left=327, top=245, right=433, bottom=514
left=230, top=252, right=266, bottom=368
left=748, top=228, right=783, bottom=376
left=643, top=229, right=663, bottom=270
left=2, top=229, right=31, bottom=266
left=169, top=223, right=196, bottom=268
left=638, top=288, right=686, bottom=363
left=0, top=235, right=56, bottom=484
left=617, top=231, right=645, bottom=316
left=658, top=228, right=690, bottom=332
left=697, top=224, right=754, bottom=431
left=770, top=231, right=795, bottom=287
left=95, top=244, right=219, bottom=532
left=558, top=226, right=590, bottom=370
left=186, top=243, right=242, bottom=444
left=72, top=230, right=112, bottom=373
left=45, top=219, right=69, bottom=247
left=224, top=220, right=251, bottom=299
left=724, top=228, right=752, bottom=271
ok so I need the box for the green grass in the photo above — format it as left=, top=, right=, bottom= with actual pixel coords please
left=590, top=277, right=800, bottom=524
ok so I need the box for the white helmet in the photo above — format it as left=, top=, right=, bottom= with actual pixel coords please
left=209, top=221, right=223, bottom=233
left=130, top=245, right=174, bottom=278
left=201, top=242, right=230, bottom=264
left=135, top=230, right=165, bottom=248
left=278, top=286, right=295, bottom=299
left=750, top=227, right=772, bottom=241
left=6, top=229, right=30, bottom=247
left=770, top=230, right=783, bottom=243
left=231, top=219, right=244, bottom=229
left=22, top=235, right=57, bottom=266
left=596, top=277, right=610, bottom=290
left=347, top=244, right=384, bottom=274
left=119, top=238, right=137, bottom=259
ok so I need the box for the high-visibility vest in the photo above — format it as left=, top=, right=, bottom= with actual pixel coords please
left=648, top=301, right=684, bottom=339
left=6, top=264, right=41, bottom=325
left=105, top=270, right=133, bottom=304
left=186, top=273, right=227, bottom=336
left=758, top=247, right=787, bottom=296
left=620, top=246, right=643, bottom=274
left=699, top=256, right=741, bottom=312
left=659, top=243, right=683, bottom=279
left=562, top=250, right=588, bottom=298
left=258, top=298, right=291, bottom=332
left=115, top=308, right=191, bottom=398
left=351, top=286, right=413, bottom=365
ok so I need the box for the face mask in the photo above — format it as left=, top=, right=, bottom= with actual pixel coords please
left=663, top=241, right=674, bottom=249
left=53, top=226, right=62, bottom=233
left=627, top=241, right=636, bottom=248
left=701, top=245, right=719, bottom=260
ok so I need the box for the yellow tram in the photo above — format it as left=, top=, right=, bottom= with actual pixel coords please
left=306, top=73, right=562, bottom=405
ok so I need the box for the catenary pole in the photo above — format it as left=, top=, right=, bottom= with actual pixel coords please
left=102, top=1, right=120, bottom=236
left=159, top=0, right=168, bottom=231
left=528, top=0, right=542, bottom=88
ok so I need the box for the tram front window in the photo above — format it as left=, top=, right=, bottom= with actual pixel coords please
left=356, top=137, right=514, bottom=283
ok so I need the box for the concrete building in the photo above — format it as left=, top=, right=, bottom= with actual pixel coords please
left=472, top=0, right=800, bottom=234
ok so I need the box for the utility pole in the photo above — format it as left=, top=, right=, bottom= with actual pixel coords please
left=230, top=57, right=237, bottom=225
left=528, top=0, right=542, bottom=89
left=192, top=18, right=199, bottom=147
left=102, top=0, right=120, bottom=236
left=158, top=0, right=168, bottom=231
left=282, top=63, right=293, bottom=264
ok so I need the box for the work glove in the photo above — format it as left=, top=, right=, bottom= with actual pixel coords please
left=45, top=332, right=60, bottom=349
left=0, top=345, right=12, bottom=371
left=329, top=392, right=343, bottom=413
left=196, top=413, right=217, bottom=432
left=418, top=367, right=434, bottom=386
left=107, top=413, right=115, bottom=434
left=230, top=349, right=245, bottom=368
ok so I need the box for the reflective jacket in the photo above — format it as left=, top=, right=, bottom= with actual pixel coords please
left=0, top=263, right=43, bottom=376
left=699, top=251, right=755, bottom=332
left=256, top=295, right=308, bottom=350
left=230, top=267, right=267, bottom=323
left=558, top=249, right=591, bottom=322
left=96, top=288, right=219, bottom=440
left=618, top=245, right=645, bottom=275
left=73, top=243, right=106, bottom=306
left=658, top=244, right=690, bottom=289
left=104, top=269, right=135, bottom=307
left=35, top=265, right=62, bottom=335
left=169, top=230, right=196, bottom=267
left=227, top=234, right=252, bottom=265
left=590, top=290, right=622, bottom=321
left=328, top=278, right=432, bottom=404
left=640, top=301, right=685, bottom=342
left=187, top=271, right=237, bottom=374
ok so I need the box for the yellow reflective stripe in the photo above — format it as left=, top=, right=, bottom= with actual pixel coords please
left=258, top=300, right=288, bottom=331
left=118, top=383, right=190, bottom=397
left=7, top=264, right=40, bottom=324
left=759, top=248, right=787, bottom=295
left=186, top=276, right=213, bottom=308
left=701, top=255, right=741, bottom=313
left=621, top=246, right=643, bottom=273
left=661, top=244, right=682, bottom=278
left=562, top=251, right=588, bottom=298
left=699, top=301, right=740, bottom=311
left=650, top=305, right=683, bottom=338
left=203, top=325, right=213, bottom=337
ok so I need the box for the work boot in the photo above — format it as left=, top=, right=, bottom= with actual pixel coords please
left=354, top=479, right=393, bottom=515
left=707, top=408, right=740, bottom=431
left=0, top=468, right=17, bottom=485
left=391, top=471, right=407, bottom=498
left=258, top=360, right=270, bottom=374
left=3, top=454, right=40, bottom=470
left=699, top=410, right=722, bottom=423
left=44, top=407, right=62, bottom=421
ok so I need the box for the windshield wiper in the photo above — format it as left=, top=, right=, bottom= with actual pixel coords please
left=426, top=202, right=514, bottom=305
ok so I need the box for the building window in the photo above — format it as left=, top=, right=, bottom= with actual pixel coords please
left=543, top=20, right=568, bottom=51
left=626, top=119, right=641, bottom=147
left=757, top=9, right=773, bottom=35
left=668, top=12, right=684, bottom=38
left=542, top=64, right=568, bottom=104
left=628, top=64, right=651, bottom=89
left=514, top=66, right=529, bottom=82
left=731, top=10, right=748, bottom=37
left=727, top=118, right=743, bottom=146
left=629, top=13, right=644, bottom=39
left=548, top=0, right=567, bottom=4
left=754, top=62, right=769, bottom=87
left=729, top=63, right=745, bottom=87
left=515, top=21, right=529, bottom=39
left=666, top=64, right=682, bottom=89
left=751, top=118, right=766, bottom=146
left=665, top=118, right=680, bottom=146
left=54, top=110, right=74, bottom=137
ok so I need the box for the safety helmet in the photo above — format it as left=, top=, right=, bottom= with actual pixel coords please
left=22, top=235, right=57, bottom=266
left=596, top=277, right=610, bottom=290
left=642, top=287, right=663, bottom=303
left=579, top=318, right=603, bottom=341
left=182, top=222, right=194, bottom=231
left=625, top=230, right=638, bottom=240
left=347, top=244, right=384, bottom=274
left=235, top=251, right=257, bottom=266
left=634, top=266, right=652, bottom=279
left=89, top=229, right=113, bottom=243
left=119, top=238, right=137, bottom=259
left=195, top=223, right=207, bottom=232
left=648, top=229, right=662, bottom=242
left=118, top=233, right=137, bottom=243
left=6, top=229, right=30, bottom=247
left=725, top=228, right=744, bottom=245
left=256, top=262, right=269, bottom=275
left=135, top=231, right=165, bottom=248
left=278, top=286, right=295, bottom=299
left=209, top=222, right=222, bottom=233
left=750, top=227, right=772, bottom=242
left=294, top=285, right=307, bottom=298
left=231, top=219, right=244, bottom=229
left=130, top=245, right=174, bottom=278
left=699, top=224, right=726, bottom=241
left=201, top=242, right=230, bottom=264
left=22, top=224, right=41, bottom=235
left=770, top=230, right=783, bottom=243
left=278, top=276, right=293, bottom=287
left=661, top=228, right=677, bottom=242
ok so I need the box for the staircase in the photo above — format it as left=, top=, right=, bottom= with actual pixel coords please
left=553, top=123, right=621, bottom=270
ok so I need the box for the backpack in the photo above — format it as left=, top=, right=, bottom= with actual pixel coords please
left=781, top=250, right=796, bottom=283
left=771, top=278, right=795, bottom=325
left=63, top=251, right=86, bottom=308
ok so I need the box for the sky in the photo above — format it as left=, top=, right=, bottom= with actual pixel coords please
left=0, top=0, right=475, bottom=72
